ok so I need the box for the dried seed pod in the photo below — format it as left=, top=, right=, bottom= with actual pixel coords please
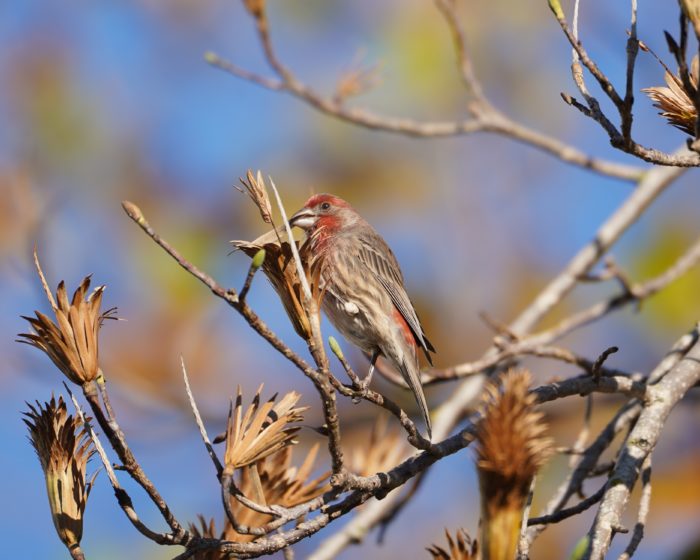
left=18, top=253, right=116, bottom=385
left=23, top=396, right=95, bottom=553
left=223, top=385, right=308, bottom=472
left=476, top=369, right=552, bottom=560
left=643, top=55, right=699, bottom=136
left=232, top=230, right=320, bottom=341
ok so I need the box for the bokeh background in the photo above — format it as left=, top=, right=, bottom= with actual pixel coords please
left=2, top=0, right=700, bottom=558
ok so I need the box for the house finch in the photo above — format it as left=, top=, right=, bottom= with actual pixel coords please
left=290, top=194, right=435, bottom=438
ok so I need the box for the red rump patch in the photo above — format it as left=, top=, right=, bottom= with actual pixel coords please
left=304, top=193, right=352, bottom=209
left=392, top=308, right=417, bottom=349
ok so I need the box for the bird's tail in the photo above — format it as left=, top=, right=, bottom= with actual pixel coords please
left=399, top=359, right=432, bottom=440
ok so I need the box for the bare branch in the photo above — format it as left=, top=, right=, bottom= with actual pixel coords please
left=80, top=379, right=188, bottom=542
left=533, top=373, right=646, bottom=403
left=527, top=484, right=606, bottom=526
left=64, top=384, right=176, bottom=544
left=205, top=6, right=646, bottom=181
left=586, top=333, right=700, bottom=558
left=550, top=1, right=700, bottom=165
left=523, top=324, right=697, bottom=551
left=122, top=201, right=315, bottom=377
left=622, top=0, right=639, bottom=143
left=176, top=425, right=476, bottom=559
left=507, top=161, right=685, bottom=335
left=180, top=357, right=224, bottom=479
left=522, top=400, right=641, bottom=552
left=432, top=0, right=486, bottom=103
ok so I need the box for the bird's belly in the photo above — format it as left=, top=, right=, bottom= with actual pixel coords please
left=322, top=291, right=376, bottom=353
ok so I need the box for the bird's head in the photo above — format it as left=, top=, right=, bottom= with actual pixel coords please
left=289, top=194, right=357, bottom=235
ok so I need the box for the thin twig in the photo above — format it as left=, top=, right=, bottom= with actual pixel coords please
left=432, top=0, right=486, bottom=103
left=64, top=383, right=176, bottom=544
left=122, top=201, right=316, bottom=377
left=569, top=394, right=593, bottom=475
left=205, top=8, right=648, bottom=180
left=550, top=1, right=700, bottom=165
left=592, top=346, right=619, bottom=381
left=518, top=476, right=537, bottom=555
left=622, top=0, right=639, bottom=143
left=522, top=401, right=641, bottom=549
left=239, top=257, right=262, bottom=301
left=325, top=347, right=431, bottom=450
left=527, top=484, right=606, bottom=526
left=180, top=356, right=224, bottom=478
left=268, top=177, right=311, bottom=300
left=95, top=369, right=119, bottom=425
left=508, top=162, right=685, bottom=335
left=429, top=341, right=630, bottom=384
left=268, top=177, right=345, bottom=478
left=80, top=380, right=188, bottom=542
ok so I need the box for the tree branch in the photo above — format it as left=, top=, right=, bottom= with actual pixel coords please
left=585, top=330, right=700, bottom=558
left=206, top=3, right=645, bottom=181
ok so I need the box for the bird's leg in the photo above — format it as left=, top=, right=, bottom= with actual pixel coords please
left=360, top=349, right=381, bottom=392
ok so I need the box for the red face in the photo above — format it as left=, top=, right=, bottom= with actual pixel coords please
left=289, top=194, right=352, bottom=233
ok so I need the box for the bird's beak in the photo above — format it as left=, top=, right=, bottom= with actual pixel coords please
left=289, top=208, right=316, bottom=230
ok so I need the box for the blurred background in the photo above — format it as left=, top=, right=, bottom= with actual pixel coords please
left=2, top=0, right=700, bottom=558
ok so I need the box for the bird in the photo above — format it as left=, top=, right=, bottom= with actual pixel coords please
left=289, top=193, right=435, bottom=439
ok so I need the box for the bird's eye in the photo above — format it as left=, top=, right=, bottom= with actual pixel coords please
left=320, top=202, right=331, bottom=211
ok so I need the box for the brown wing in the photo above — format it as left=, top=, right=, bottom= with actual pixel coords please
left=355, top=231, right=436, bottom=363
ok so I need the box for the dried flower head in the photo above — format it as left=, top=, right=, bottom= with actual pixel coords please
left=224, top=443, right=330, bottom=542
left=349, top=415, right=407, bottom=477
left=476, top=369, right=552, bottom=560
left=643, top=55, right=699, bottom=136
left=23, top=396, right=95, bottom=553
left=18, top=253, right=116, bottom=385
left=238, top=169, right=273, bottom=225
left=232, top=228, right=320, bottom=340
left=222, top=385, right=308, bottom=472
left=427, top=529, right=478, bottom=560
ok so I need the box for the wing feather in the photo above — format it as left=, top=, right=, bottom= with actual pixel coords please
left=355, top=234, right=436, bottom=362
